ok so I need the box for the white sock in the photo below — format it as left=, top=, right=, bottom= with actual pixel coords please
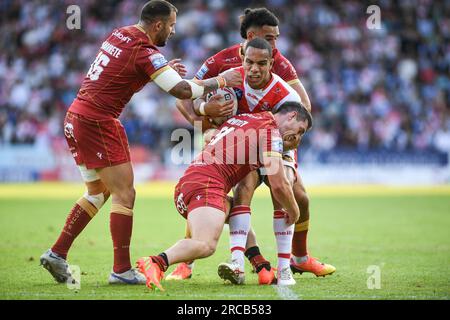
left=273, top=210, right=294, bottom=270
left=229, top=205, right=251, bottom=269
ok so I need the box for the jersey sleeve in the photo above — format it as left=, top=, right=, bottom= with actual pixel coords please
left=260, top=125, right=283, bottom=159
left=194, top=56, right=219, bottom=80
left=136, top=45, right=171, bottom=80
left=275, top=55, right=300, bottom=86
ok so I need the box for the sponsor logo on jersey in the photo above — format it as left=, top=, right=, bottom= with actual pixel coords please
left=149, top=53, right=168, bottom=69
left=112, top=30, right=132, bottom=43
left=224, top=57, right=239, bottom=63
left=195, top=64, right=209, bottom=79
left=246, top=92, right=258, bottom=100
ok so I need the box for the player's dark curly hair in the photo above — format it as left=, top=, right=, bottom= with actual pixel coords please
left=240, top=8, right=279, bottom=39
left=140, top=0, right=178, bottom=24
left=244, top=38, right=273, bottom=57
left=275, top=101, right=313, bottom=130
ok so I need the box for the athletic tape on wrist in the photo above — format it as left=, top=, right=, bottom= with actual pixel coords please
left=199, top=101, right=206, bottom=116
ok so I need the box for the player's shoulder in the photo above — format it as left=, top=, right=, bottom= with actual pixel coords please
left=238, top=111, right=277, bottom=128
left=206, top=44, right=241, bottom=68
left=272, top=48, right=293, bottom=68
left=113, top=25, right=160, bottom=51
left=213, top=44, right=242, bottom=62
left=196, top=44, right=242, bottom=80
left=272, top=48, right=298, bottom=81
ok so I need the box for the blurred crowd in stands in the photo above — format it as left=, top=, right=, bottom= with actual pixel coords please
left=1, top=0, right=449, bottom=160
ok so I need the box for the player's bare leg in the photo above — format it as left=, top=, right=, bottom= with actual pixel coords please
left=97, top=162, right=145, bottom=284
left=137, top=207, right=226, bottom=290
left=166, top=223, right=195, bottom=280
left=290, top=172, right=336, bottom=277
left=41, top=171, right=110, bottom=283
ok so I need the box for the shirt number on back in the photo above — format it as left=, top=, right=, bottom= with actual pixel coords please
left=87, top=52, right=110, bottom=81
left=209, top=126, right=235, bottom=146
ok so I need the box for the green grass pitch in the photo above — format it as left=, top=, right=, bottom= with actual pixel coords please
left=0, top=183, right=449, bottom=300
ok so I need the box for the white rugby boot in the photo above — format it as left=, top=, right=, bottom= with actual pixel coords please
left=40, top=249, right=73, bottom=283
left=277, top=267, right=296, bottom=286
left=217, top=260, right=245, bottom=285
left=109, top=268, right=146, bottom=285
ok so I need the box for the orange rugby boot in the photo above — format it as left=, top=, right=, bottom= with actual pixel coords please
left=258, top=267, right=276, bottom=285
left=165, top=262, right=192, bottom=281
left=136, top=257, right=165, bottom=291
left=290, top=256, right=336, bottom=277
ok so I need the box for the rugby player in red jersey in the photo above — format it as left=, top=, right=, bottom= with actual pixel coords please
left=194, top=38, right=304, bottom=285
left=137, top=101, right=312, bottom=290
left=169, top=16, right=335, bottom=282
left=39, top=0, right=242, bottom=285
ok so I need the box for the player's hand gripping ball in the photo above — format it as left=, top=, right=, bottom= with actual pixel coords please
left=205, top=87, right=238, bottom=127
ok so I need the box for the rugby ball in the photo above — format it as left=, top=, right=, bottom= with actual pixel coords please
left=205, top=87, right=238, bottom=127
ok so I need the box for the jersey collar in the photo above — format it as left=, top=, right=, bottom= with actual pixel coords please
left=134, top=24, right=153, bottom=44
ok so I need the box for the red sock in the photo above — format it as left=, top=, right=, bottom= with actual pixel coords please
left=292, top=230, right=308, bottom=257
left=110, top=213, right=133, bottom=273
left=52, top=203, right=92, bottom=259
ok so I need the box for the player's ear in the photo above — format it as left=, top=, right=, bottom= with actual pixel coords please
left=289, top=111, right=298, bottom=121
left=154, top=20, right=163, bottom=32
left=268, top=58, right=274, bottom=69
left=247, top=31, right=255, bottom=40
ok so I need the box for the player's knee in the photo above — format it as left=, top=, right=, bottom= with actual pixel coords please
left=200, top=240, right=218, bottom=258
left=112, top=187, right=135, bottom=208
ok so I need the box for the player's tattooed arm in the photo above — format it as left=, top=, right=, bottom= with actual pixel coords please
left=154, top=67, right=242, bottom=99
left=197, top=68, right=243, bottom=94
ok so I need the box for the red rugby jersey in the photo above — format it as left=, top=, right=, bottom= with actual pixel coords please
left=70, top=25, right=171, bottom=119
left=184, top=111, right=283, bottom=192
left=194, top=43, right=299, bottom=85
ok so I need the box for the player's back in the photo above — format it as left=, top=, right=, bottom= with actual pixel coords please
left=183, top=112, right=282, bottom=192
left=70, top=25, right=168, bottom=120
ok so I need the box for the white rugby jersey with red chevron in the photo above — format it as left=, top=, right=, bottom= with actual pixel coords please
left=233, top=66, right=301, bottom=114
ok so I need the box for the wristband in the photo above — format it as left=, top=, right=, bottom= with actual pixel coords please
left=199, top=102, right=207, bottom=116
left=216, top=76, right=226, bottom=88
